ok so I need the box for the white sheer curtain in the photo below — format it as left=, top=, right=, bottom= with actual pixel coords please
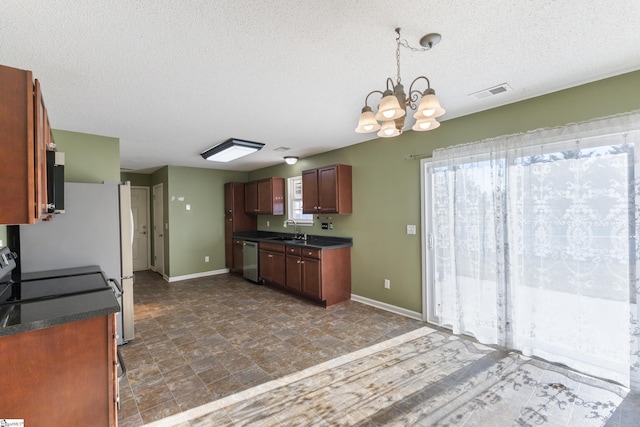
left=429, top=110, right=640, bottom=389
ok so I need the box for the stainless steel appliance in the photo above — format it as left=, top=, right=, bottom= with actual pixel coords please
left=242, top=240, right=258, bottom=283
left=13, top=182, right=135, bottom=344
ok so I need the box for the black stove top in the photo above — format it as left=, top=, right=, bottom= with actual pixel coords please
left=0, top=247, right=111, bottom=307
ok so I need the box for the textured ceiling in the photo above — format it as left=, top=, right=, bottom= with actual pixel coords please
left=2, top=1, right=640, bottom=172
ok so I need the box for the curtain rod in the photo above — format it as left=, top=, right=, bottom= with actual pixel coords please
left=405, top=152, right=432, bottom=160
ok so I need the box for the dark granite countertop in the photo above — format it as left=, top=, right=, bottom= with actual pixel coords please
left=0, top=270, right=120, bottom=337
left=233, top=231, right=353, bottom=249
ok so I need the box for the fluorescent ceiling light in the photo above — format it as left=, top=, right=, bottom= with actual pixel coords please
left=200, top=138, right=265, bottom=162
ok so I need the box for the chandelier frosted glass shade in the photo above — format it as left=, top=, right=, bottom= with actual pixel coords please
left=355, top=106, right=381, bottom=133
left=412, top=117, right=440, bottom=131
left=414, top=89, right=445, bottom=119
left=374, top=91, right=406, bottom=121
left=378, top=120, right=401, bottom=138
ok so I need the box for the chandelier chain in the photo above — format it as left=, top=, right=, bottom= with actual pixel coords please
left=395, top=28, right=432, bottom=85
left=396, top=33, right=402, bottom=85
left=399, top=39, right=431, bottom=53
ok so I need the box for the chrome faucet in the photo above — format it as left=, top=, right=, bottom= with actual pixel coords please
left=284, top=219, right=299, bottom=239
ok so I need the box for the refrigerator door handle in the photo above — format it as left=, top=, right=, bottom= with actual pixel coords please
left=107, top=277, right=123, bottom=297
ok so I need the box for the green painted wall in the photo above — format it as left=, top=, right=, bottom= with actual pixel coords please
left=121, top=172, right=152, bottom=187
left=250, top=70, right=640, bottom=313
left=165, top=166, right=249, bottom=277
left=52, top=129, right=120, bottom=183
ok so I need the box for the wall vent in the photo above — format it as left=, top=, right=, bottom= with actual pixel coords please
left=469, top=83, right=512, bottom=99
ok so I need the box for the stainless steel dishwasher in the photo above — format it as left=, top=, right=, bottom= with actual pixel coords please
left=242, top=241, right=259, bottom=283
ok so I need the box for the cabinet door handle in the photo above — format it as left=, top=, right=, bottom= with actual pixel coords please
left=296, top=260, right=301, bottom=264
left=301, top=261, right=305, bottom=264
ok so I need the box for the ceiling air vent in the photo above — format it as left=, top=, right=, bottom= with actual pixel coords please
left=273, top=146, right=291, bottom=152
left=469, top=83, right=512, bottom=99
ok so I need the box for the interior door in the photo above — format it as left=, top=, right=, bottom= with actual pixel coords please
left=153, top=183, right=164, bottom=276
left=131, top=186, right=150, bottom=271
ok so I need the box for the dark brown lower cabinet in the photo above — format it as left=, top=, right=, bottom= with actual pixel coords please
left=0, top=314, right=117, bottom=426
left=259, top=242, right=286, bottom=288
left=232, top=238, right=244, bottom=274
left=282, top=245, right=351, bottom=307
left=285, top=253, right=302, bottom=293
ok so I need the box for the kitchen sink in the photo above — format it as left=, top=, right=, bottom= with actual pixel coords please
left=264, top=236, right=306, bottom=244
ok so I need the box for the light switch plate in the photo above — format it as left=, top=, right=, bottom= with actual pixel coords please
left=407, top=225, right=416, bottom=235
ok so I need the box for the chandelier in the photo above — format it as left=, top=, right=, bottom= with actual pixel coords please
left=355, top=28, right=445, bottom=138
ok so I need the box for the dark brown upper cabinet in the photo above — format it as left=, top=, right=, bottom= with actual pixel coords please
left=244, top=177, right=285, bottom=215
left=302, top=164, right=352, bottom=215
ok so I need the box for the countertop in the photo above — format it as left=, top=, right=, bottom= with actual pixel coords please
left=233, top=231, right=353, bottom=249
left=0, top=268, right=120, bottom=337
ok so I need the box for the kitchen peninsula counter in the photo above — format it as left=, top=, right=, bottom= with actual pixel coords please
left=0, top=267, right=120, bottom=337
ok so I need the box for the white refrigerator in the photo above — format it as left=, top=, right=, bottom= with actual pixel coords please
left=17, top=182, right=135, bottom=344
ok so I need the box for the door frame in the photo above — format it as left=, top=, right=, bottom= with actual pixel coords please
left=152, top=183, right=165, bottom=276
left=420, top=157, right=435, bottom=323
left=131, top=186, right=150, bottom=271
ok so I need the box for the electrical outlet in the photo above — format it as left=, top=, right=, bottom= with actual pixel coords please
left=384, top=279, right=390, bottom=289
left=329, top=222, right=333, bottom=230
left=205, top=256, right=209, bottom=262
left=407, top=225, right=416, bottom=235
left=321, top=222, right=329, bottom=230
left=186, top=204, right=191, bottom=211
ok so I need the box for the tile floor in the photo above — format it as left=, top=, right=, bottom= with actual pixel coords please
left=118, top=270, right=639, bottom=427
left=118, top=270, right=424, bottom=426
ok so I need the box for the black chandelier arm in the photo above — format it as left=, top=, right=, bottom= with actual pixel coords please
left=385, top=77, right=396, bottom=92
left=364, top=90, right=385, bottom=107
left=407, top=76, right=432, bottom=109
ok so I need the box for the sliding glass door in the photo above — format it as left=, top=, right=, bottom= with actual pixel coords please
left=422, top=115, right=640, bottom=388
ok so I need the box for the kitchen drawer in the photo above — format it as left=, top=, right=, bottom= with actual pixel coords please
left=286, top=246, right=301, bottom=255
left=260, top=242, right=285, bottom=252
left=301, top=248, right=321, bottom=260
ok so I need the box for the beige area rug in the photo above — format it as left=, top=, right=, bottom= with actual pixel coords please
left=144, top=326, right=628, bottom=426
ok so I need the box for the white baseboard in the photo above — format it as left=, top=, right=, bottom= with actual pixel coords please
left=164, top=268, right=230, bottom=283
left=350, top=294, right=423, bottom=321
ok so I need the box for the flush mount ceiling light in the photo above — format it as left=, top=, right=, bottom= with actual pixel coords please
left=200, top=138, right=265, bottom=162
left=355, top=28, right=445, bottom=138
left=284, top=156, right=298, bottom=165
